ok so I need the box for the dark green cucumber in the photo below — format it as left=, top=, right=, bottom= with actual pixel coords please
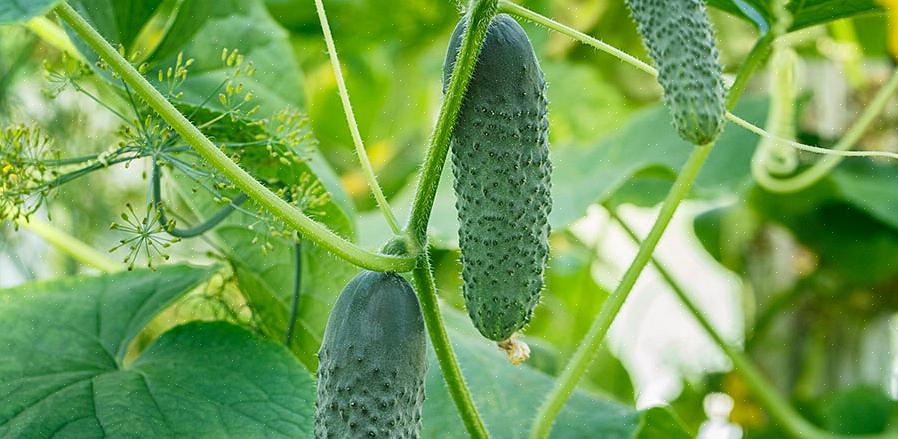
left=315, top=271, right=426, bottom=438
left=626, top=0, right=726, bottom=145
left=443, top=14, right=551, bottom=342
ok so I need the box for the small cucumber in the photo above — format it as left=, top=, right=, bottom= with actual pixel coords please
left=315, top=271, right=427, bottom=438
left=627, top=0, right=726, bottom=145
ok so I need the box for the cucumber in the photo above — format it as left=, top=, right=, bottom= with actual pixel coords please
left=626, top=0, right=726, bottom=145
left=315, top=271, right=427, bottom=438
left=443, top=14, right=552, bottom=342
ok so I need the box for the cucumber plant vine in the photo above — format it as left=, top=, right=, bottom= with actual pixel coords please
left=2, top=0, right=897, bottom=437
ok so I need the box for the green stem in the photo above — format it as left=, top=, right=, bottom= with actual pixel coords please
left=412, top=253, right=490, bottom=438
left=611, top=212, right=898, bottom=439
left=54, top=2, right=414, bottom=273
left=403, top=1, right=496, bottom=435
left=406, top=0, right=498, bottom=247
left=312, top=0, right=401, bottom=235
left=521, top=2, right=771, bottom=434
left=529, top=142, right=716, bottom=439
left=14, top=217, right=123, bottom=273
left=609, top=212, right=820, bottom=439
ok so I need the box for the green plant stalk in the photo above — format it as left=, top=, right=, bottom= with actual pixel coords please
left=412, top=253, right=489, bottom=438
left=54, top=2, right=414, bottom=273
left=498, top=0, right=655, bottom=76
left=312, top=0, right=401, bottom=235
left=608, top=212, right=820, bottom=439
left=529, top=141, right=715, bottom=439
left=14, top=217, right=124, bottom=273
left=407, top=0, right=498, bottom=247
left=403, top=1, right=497, bottom=436
left=522, top=2, right=773, bottom=434
left=611, top=212, right=898, bottom=439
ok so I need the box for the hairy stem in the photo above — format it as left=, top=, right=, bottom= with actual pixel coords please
left=529, top=142, right=715, bottom=439
left=54, top=2, right=414, bottom=273
left=411, top=252, right=489, bottom=438
left=403, top=0, right=497, bottom=435
left=312, top=0, right=401, bottom=234
left=498, top=0, right=655, bottom=75
left=14, top=217, right=124, bottom=272
left=611, top=212, right=898, bottom=439
left=407, top=0, right=498, bottom=247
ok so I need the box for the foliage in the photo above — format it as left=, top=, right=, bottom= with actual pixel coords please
left=0, top=0, right=896, bottom=437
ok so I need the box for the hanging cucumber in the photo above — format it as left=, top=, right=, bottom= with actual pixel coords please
left=443, top=13, right=552, bottom=347
left=315, top=271, right=427, bottom=438
left=626, top=0, right=727, bottom=145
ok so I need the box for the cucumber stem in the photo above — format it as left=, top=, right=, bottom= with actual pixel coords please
left=406, top=0, right=499, bottom=248
left=412, top=252, right=490, bottom=438
left=54, top=1, right=415, bottom=273
left=405, top=0, right=497, bottom=435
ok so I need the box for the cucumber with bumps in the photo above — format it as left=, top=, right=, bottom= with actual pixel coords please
left=315, top=271, right=427, bottom=438
left=443, top=14, right=552, bottom=342
left=626, top=0, right=726, bottom=145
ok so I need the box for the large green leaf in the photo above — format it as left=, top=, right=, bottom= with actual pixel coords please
left=423, top=309, right=692, bottom=438
left=148, top=0, right=305, bottom=114
left=0, top=0, right=58, bottom=24
left=0, top=265, right=316, bottom=437
left=68, top=0, right=163, bottom=52
left=707, top=0, right=883, bottom=32
left=63, top=0, right=304, bottom=116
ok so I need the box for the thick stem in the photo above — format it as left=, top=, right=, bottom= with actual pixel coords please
left=529, top=142, right=715, bottom=439
left=411, top=253, right=489, bottom=438
left=14, top=217, right=124, bottom=273
left=54, top=2, right=415, bottom=273
left=407, top=0, right=498, bottom=247
left=312, top=0, right=401, bottom=234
